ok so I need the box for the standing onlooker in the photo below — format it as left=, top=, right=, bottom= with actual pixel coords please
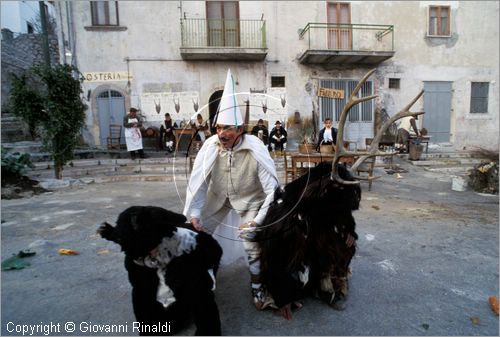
left=316, top=117, right=337, bottom=151
left=123, top=107, right=146, bottom=159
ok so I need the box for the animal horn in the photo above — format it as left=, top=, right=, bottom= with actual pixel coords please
left=350, top=91, right=425, bottom=173
left=331, top=69, right=425, bottom=184
left=331, top=69, right=378, bottom=184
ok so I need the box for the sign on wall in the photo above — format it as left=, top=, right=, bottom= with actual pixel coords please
left=317, top=87, right=345, bottom=99
left=83, top=72, right=130, bottom=82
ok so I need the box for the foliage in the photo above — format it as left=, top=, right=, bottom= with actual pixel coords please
left=468, top=161, right=499, bottom=194
left=34, top=64, right=87, bottom=178
left=8, top=64, right=87, bottom=179
left=1, top=146, right=35, bottom=179
left=9, top=73, right=45, bottom=139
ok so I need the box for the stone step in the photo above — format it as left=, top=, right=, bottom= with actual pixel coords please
left=2, top=141, right=44, bottom=153
left=424, top=165, right=474, bottom=174
left=409, top=158, right=484, bottom=166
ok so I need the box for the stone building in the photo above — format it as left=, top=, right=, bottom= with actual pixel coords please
left=54, top=1, right=498, bottom=151
left=1, top=1, right=59, bottom=142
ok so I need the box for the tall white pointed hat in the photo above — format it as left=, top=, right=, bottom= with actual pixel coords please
left=216, top=69, right=243, bottom=126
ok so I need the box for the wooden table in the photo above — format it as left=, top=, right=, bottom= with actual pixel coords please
left=289, top=152, right=335, bottom=181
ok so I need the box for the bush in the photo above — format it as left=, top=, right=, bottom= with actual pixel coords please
left=9, top=64, right=87, bottom=179
left=1, top=146, right=35, bottom=180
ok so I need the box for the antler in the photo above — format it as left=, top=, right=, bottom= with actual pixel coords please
left=350, top=90, right=424, bottom=173
left=331, top=69, right=378, bottom=184
left=331, top=69, right=425, bottom=184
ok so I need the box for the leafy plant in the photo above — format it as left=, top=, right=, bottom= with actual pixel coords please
left=9, top=73, right=45, bottom=139
left=9, top=64, right=87, bottom=179
left=1, top=146, right=35, bottom=179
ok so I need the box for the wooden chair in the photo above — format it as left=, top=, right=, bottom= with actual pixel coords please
left=283, top=151, right=294, bottom=184
left=107, top=124, right=122, bottom=150
left=355, top=156, right=376, bottom=191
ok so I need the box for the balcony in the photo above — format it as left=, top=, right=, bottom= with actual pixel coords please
left=298, top=23, right=395, bottom=66
left=180, top=19, right=267, bottom=61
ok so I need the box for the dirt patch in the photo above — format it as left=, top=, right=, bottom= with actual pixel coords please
left=1, top=174, right=48, bottom=199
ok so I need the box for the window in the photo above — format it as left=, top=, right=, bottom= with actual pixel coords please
left=388, top=78, right=400, bottom=89
left=271, top=76, right=285, bottom=87
left=320, top=79, right=373, bottom=122
left=429, top=6, right=450, bottom=36
left=206, top=1, right=240, bottom=47
left=470, top=82, right=489, bottom=114
left=327, top=2, right=352, bottom=49
left=91, top=1, right=119, bottom=26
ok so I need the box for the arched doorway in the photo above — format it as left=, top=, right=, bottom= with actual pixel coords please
left=208, top=90, right=223, bottom=135
left=97, top=89, right=125, bottom=146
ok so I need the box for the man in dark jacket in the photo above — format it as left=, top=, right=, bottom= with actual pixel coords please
left=316, top=118, right=337, bottom=152
left=269, top=121, right=287, bottom=152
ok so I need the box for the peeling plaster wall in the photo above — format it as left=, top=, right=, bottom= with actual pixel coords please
left=57, top=1, right=498, bottom=150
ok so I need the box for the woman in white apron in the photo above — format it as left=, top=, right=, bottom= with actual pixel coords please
left=123, top=107, right=146, bottom=159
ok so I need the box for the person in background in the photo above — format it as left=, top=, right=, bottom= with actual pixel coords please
left=192, top=113, right=211, bottom=142
left=269, top=121, right=287, bottom=152
left=251, top=119, right=269, bottom=145
left=123, top=107, right=146, bottom=160
left=316, top=117, right=337, bottom=152
left=160, top=113, right=178, bottom=153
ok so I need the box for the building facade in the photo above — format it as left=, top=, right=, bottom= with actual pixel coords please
left=55, top=1, right=499, bottom=151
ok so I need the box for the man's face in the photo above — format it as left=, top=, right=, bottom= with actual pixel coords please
left=325, top=120, right=332, bottom=128
left=216, top=124, right=244, bottom=149
left=275, top=124, right=281, bottom=129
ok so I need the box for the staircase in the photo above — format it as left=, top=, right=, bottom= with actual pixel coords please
left=1, top=113, right=32, bottom=143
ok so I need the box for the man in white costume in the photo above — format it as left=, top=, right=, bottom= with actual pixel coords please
left=183, top=69, right=279, bottom=310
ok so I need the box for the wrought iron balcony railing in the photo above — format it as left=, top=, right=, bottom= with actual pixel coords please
left=299, top=22, right=394, bottom=52
left=181, top=18, right=266, bottom=49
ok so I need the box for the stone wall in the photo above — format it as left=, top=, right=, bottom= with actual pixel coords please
left=1, top=28, right=59, bottom=114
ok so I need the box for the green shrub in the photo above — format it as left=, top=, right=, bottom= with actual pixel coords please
left=1, top=146, right=35, bottom=179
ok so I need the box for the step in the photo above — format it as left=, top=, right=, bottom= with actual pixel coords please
left=421, top=152, right=473, bottom=160
left=424, top=165, right=474, bottom=174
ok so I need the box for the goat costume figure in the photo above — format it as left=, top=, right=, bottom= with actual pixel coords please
left=255, top=69, right=425, bottom=319
left=256, top=163, right=360, bottom=313
left=98, top=206, right=222, bottom=336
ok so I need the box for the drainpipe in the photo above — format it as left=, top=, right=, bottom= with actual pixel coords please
left=67, top=1, right=77, bottom=69
left=39, top=1, right=51, bottom=67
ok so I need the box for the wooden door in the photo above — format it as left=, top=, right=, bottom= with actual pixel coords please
left=423, top=82, right=452, bottom=143
left=206, top=1, right=240, bottom=47
left=327, top=2, right=352, bottom=50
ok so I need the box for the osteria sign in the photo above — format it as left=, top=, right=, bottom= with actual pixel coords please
left=317, top=87, right=345, bottom=99
left=83, top=72, right=130, bottom=82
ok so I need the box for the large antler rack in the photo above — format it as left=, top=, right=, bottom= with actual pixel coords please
left=331, top=68, right=425, bottom=184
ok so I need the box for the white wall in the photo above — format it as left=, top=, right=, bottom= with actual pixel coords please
left=56, top=1, right=499, bottom=150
